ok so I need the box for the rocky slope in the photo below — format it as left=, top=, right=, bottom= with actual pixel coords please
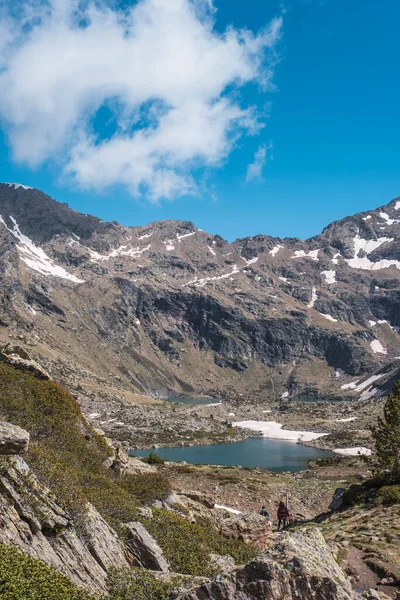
left=1, top=182, right=400, bottom=408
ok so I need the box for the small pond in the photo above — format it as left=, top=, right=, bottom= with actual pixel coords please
left=162, top=397, right=223, bottom=405
left=130, top=437, right=333, bottom=473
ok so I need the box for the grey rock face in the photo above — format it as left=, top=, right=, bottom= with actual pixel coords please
left=0, top=456, right=130, bottom=593
left=124, top=521, right=170, bottom=572
left=0, top=422, right=29, bottom=455
left=179, top=527, right=356, bottom=600
left=1, top=183, right=400, bottom=402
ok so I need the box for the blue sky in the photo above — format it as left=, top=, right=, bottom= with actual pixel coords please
left=1, top=0, right=399, bottom=241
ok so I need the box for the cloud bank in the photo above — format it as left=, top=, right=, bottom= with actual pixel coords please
left=0, top=0, right=282, bottom=200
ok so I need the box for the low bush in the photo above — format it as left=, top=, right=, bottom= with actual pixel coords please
left=141, top=508, right=256, bottom=576
left=106, top=567, right=178, bottom=600
left=147, top=451, right=165, bottom=465
left=0, top=543, right=94, bottom=600
left=376, top=485, right=400, bottom=505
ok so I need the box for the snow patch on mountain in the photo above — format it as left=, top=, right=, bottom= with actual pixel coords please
left=370, top=339, right=387, bottom=354
left=346, top=233, right=400, bottom=270
left=379, top=212, right=399, bottom=226
left=177, top=231, right=196, bottom=242
left=243, top=256, right=258, bottom=266
left=307, top=286, right=318, bottom=308
left=183, top=264, right=240, bottom=288
left=331, top=253, right=341, bottom=265
left=0, top=216, right=84, bottom=283
left=321, top=270, right=336, bottom=284
left=269, top=244, right=283, bottom=256
left=294, top=249, right=319, bottom=261
left=321, top=313, right=337, bottom=322
left=3, top=182, right=33, bottom=190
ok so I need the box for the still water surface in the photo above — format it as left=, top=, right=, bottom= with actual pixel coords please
left=131, top=437, right=333, bottom=473
left=163, top=397, right=222, bottom=405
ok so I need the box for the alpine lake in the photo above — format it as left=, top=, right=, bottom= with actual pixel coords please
left=131, top=396, right=332, bottom=472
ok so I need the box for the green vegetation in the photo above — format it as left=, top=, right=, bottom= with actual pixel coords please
left=0, top=362, right=255, bottom=581
left=0, top=543, right=94, bottom=600
left=146, top=451, right=165, bottom=465
left=106, top=568, right=178, bottom=600
left=142, top=508, right=256, bottom=576
left=377, top=484, right=400, bottom=506
left=371, top=381, right=400, bottom=483
left=0, top=363, right=170, bottom=529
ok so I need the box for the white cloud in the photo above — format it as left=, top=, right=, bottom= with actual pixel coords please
left=0, top=0, right=282, bottom=201
left=245, top=141, right=272, bottom=183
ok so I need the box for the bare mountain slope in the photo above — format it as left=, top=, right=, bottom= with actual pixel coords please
left=1, top=182, right=399, bottom=402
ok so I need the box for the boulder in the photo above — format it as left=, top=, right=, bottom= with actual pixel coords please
left=209, top=553, right=236, bottom=574
left=217, top=512, right=270, bottom=552
left=126, top=456, right=157, bottom=475
left=329, top=488, right=347, bottom=511
left=0, top=422, right=30, bottom=455
left=178, top=527, right=357, bottom=600
left=183, top=490, right=215, bottom=509
left=124, top=521, right=170, bottom=572
left=0, top=344, right=51, bottom=380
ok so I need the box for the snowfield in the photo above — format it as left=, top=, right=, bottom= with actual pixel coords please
left=232, top=420, right=328, bottom=442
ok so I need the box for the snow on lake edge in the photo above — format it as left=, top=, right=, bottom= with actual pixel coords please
left=232, top=420, right=328, bottom=442
left=334, top=447, right=372, bottom=456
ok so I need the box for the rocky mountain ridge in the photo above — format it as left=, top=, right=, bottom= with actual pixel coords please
left=1, top=182, right=400, bottom=404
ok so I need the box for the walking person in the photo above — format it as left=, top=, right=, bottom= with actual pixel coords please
left=277, top=501, right=289, bottom=530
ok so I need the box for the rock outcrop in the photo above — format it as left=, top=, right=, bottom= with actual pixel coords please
left=217, top=512, right=271, bottom=552
left=0, top=455, right=131, bottom=593
left=0, top=344, right=51, bottom=380
left=179, top=527, right=357, bottom=600
left=0, top=422, right=30, bottom=455
left=124, top=521, right=170, bottom=572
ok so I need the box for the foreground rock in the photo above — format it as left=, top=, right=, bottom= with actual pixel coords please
left=124, top=521, right=170, bottom=572
left=0, top=421, right=30, bottom=455
left=0, top=456, right=131, bottom=593
left=178, top=527, right=356, bottom=600
left=0, top=344, right=51, bottom=380
left=217, top=512, right=271, bottom=552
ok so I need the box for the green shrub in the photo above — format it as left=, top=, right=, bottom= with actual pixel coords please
left=0, top=543, right=94, bottom=600
left=376, top=485, right=400, bottom=506
left=141, top=508, right=256, bottom=576
left=147, top=451, right=165, bottom=465
left=107, top=567, right=178, bottom=600
left=119, top=472, right=171, bottom=505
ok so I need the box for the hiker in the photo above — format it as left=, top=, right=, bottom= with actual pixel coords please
left=259, top=505, right=270, bottom=519
left=277, top=501, right=289, bottom=530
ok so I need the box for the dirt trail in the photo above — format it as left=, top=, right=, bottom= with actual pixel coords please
left=346, top=546, right=397, bottom=599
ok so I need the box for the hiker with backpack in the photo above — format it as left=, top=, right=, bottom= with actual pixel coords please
left=277, top=501, right=290, bottom=530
